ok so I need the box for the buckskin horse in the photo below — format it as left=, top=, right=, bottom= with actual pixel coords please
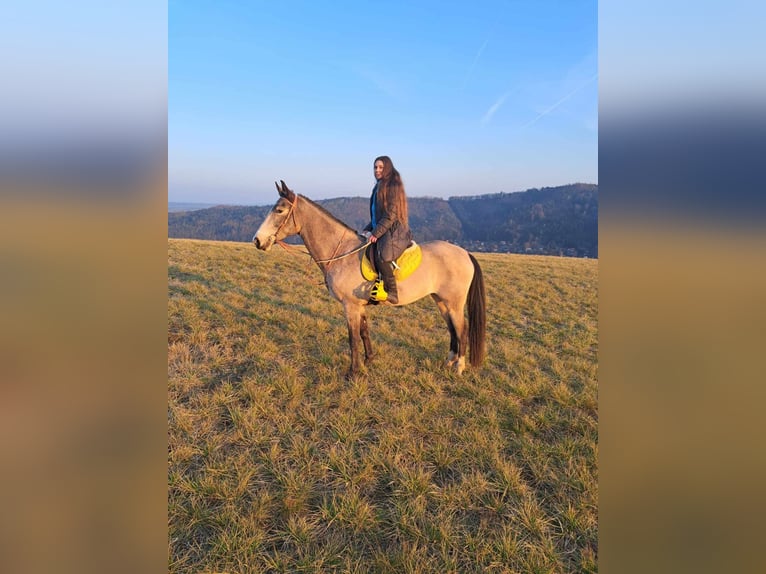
left=253, top=181, right=486, bottom=378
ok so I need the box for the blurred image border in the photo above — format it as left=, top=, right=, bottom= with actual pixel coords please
left=2, top=1, right=765, bottom=572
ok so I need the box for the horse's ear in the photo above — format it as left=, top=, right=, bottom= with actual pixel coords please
left=278, top=180, right=295, bottom=202
left=275, top=181, right=280, bottom=194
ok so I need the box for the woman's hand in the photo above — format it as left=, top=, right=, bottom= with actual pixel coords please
left=369, top=235, right=377, bottom=243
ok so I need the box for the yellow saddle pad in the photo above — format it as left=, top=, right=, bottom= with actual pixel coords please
left=362, top=242, right=422, bottom=282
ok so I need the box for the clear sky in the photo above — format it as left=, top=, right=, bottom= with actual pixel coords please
left=169, top=0, right=597, bottom=206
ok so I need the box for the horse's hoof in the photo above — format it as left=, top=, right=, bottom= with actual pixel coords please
left=345, top=369, right=361, bottom=381
left=445, top=354, right=465, bottom=374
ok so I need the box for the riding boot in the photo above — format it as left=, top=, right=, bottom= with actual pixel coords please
left=378, top=261, right=398, bottom=304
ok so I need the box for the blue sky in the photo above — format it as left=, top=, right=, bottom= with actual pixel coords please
left=169, top=0, right=597, bottom=205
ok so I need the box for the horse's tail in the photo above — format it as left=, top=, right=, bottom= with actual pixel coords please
left=467, top=253, right=486, bottom=367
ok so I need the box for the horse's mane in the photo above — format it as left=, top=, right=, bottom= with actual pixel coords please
left=299, top=194, right=356, bottom=233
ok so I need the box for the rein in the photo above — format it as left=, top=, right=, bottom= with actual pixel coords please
left=313, top=239, right=371, bottom=263
left=278, top=236, right=371, bottom=263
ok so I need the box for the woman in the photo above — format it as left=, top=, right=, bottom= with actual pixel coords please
left=361, top=155, right=413, bottom=304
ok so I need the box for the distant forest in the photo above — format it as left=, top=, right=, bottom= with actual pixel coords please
left=169, top=183, right=597, bottom=258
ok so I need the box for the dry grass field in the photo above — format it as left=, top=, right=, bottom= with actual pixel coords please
left=168, top=238, right=598, bottom=573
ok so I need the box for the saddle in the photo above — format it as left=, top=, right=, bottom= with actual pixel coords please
left=362, top=241, right=422, bottom=282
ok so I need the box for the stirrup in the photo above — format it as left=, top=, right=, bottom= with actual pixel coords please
left=370, top=279, right=388, bottom=302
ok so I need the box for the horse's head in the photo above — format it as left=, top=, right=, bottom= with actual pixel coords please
left=252, top=180, right=300, bottom=251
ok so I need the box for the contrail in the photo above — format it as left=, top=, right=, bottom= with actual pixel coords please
left=519, top=73, right=598, bottom=130
left=481, top=90, right=513, bottom=125
left=461, top=37, right=490, bottom=90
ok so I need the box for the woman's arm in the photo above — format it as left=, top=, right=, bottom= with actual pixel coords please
left=371, top=185, right=400, bottom=238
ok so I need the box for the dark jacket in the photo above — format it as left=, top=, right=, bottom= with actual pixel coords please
left=364, top=182, right=413, bottom=262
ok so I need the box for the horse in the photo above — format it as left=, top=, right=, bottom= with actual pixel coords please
left=253, top=180, right=486, bottom=378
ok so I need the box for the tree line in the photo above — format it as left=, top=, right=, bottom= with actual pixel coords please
left=169, top=183, right=597, bottom=257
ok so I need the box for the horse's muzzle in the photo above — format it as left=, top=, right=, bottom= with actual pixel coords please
left=253, top=234, right=275, bottom=251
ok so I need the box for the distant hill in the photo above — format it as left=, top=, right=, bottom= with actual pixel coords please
left=168, top=183, right=597, bottom=257
left=448, top=183, right=598, bottom=257
left=168, top=202, right=220, bottom=212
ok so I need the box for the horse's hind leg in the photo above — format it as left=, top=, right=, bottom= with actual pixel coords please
left=432, top=295, right=463, bottom=372
left=451, top=309, right=468, bottom=375
left=360, top=311, right=374, bottom=365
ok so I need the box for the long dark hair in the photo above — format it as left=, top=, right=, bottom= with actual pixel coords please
left=374, top=155, right=409, bottom=225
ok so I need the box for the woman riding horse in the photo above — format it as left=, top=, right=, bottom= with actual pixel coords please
left=361, top=156, right=413, bottom=305
left=253, top=181, right=485, bottom=378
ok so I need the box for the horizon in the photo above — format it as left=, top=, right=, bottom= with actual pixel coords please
left=169, top=181, right=598, bottom=208
left=170, top=1, right=597, bottom=206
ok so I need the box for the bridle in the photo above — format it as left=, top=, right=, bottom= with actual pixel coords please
left=252, top=194, right=298, bottom=247
left=273, top=194, right=298, bottom=240
left=268, top=194, right=371, bottom=265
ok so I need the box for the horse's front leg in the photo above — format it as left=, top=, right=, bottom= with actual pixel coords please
left=344, top=305, right=363, bottom=379
left=360, top=312, right=374, bottom=365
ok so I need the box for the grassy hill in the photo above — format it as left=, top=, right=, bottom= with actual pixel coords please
left=168, top=239, right=598, bottom=573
